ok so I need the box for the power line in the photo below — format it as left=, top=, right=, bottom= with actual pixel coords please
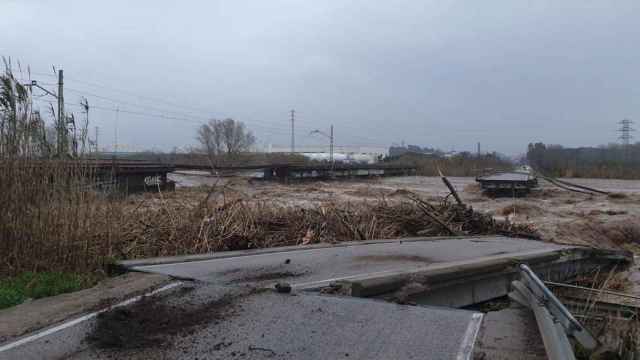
left=62, top=86, right=327, bottom=136
left=34, top=99, right=297, bottom=136
left=29, top=71, right=58, bottom=78
left=60, top=75, right=376, bottom=137
left=33, top=97, right=389, bottom=146
left=63, top=76, right=320, bottom=126
left=23, top=69, right=392, bottom=144
left=63, top=75, right=222, bottom=116
left=64, top=87, right=208, bottom=119
left=27, top=74, right=392, bottom=148
left=25, top=70, right=391, bottom=145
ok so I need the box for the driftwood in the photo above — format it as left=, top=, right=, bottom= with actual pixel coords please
left=438, top=167, right=463, bottom=205
left=116, top=186, right=540, bottom=259
left=406, top=193, right=461, bottom=236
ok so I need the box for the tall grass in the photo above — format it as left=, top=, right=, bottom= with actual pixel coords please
left=0, top=161, right=125, bottom=276
left=0, top=59, right=122, bottom=277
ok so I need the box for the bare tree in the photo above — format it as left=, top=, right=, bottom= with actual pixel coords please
left=197, top=118, right=256, bottom=166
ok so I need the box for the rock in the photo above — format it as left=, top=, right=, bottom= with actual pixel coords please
left=274, top=282, right=292, bottom=294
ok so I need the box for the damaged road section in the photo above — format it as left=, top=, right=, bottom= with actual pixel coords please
left=1, top=237, right=632, bottom=360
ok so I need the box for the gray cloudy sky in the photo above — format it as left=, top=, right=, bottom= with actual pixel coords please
left=2, top=0, right=639, bottom=155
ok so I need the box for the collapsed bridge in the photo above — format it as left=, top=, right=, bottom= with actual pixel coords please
left=3, top=236, right=633, bottom=359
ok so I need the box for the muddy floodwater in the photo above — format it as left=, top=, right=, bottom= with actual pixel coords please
left=168, top=173, right=640, bottom=245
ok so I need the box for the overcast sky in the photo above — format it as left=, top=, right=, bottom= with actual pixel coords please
left=2, top=1, right=639, bottom=155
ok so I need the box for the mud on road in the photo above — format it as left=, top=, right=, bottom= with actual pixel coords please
left=87, top=286, right=265, bottom=351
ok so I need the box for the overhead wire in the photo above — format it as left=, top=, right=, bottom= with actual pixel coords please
left=62, top=86, right=325, bottom=136
left=26, top=72, right=392, bottom=148
left=28, top=71, right=389, bottom=144
left=11, top=65, right=390, bottom=140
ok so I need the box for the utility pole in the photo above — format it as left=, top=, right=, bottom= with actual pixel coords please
left=114, top=107, right=119, bottom=155
left=70, top=113, right=77, bottom=156
left=310, top=125, right=335, bottom=177
left=330, top=125, right=334, bottom=171
left=80, top=97, right=89, bottom=155
left=290, top=109, right=295, bottom=153
left=23, top=72, right=66, bottom=156
left=95, top=126, right=99, bottom=153
left=57, top=69, right=65, bottom=156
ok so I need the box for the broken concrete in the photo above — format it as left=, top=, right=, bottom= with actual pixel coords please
left=474, top=305, right=547, bottom=360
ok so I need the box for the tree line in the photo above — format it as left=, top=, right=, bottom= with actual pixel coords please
left=527, top=142, right=640, bottom=179
left=387, top=151, right=513, bottom=177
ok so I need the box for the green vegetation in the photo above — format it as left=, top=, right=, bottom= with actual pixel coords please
left=0, top=272, right=98, bottom=309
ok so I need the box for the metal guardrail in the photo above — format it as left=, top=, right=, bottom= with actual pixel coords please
left=508, top=264, right=598, bottom=360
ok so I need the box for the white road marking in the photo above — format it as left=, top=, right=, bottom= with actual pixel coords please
left=456, top=312, right=484, bottom=360
left=0, top=282, right=183, bottom=353
left=291, top=268, right=406, bottom=289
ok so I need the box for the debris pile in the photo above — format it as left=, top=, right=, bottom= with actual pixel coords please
left=115, top=189, right=538, bottom=259
left=497, top=203, right=545, bottom=217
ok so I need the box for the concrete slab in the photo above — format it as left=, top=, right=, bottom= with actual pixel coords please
left=131, top=236, right=567, bottom=289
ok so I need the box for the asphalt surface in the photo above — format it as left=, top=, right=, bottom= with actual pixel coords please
left=1, top=237, right=567, bottom=360
left=132, top=236, right=563, bottom=289
left=65, top=285, right=483, bottom=360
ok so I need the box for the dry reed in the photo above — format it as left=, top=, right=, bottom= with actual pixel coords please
left=111, top=189, right=539, bottom=260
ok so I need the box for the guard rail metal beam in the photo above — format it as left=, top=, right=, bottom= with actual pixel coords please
left=508, top=264, right=598, bottom=360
